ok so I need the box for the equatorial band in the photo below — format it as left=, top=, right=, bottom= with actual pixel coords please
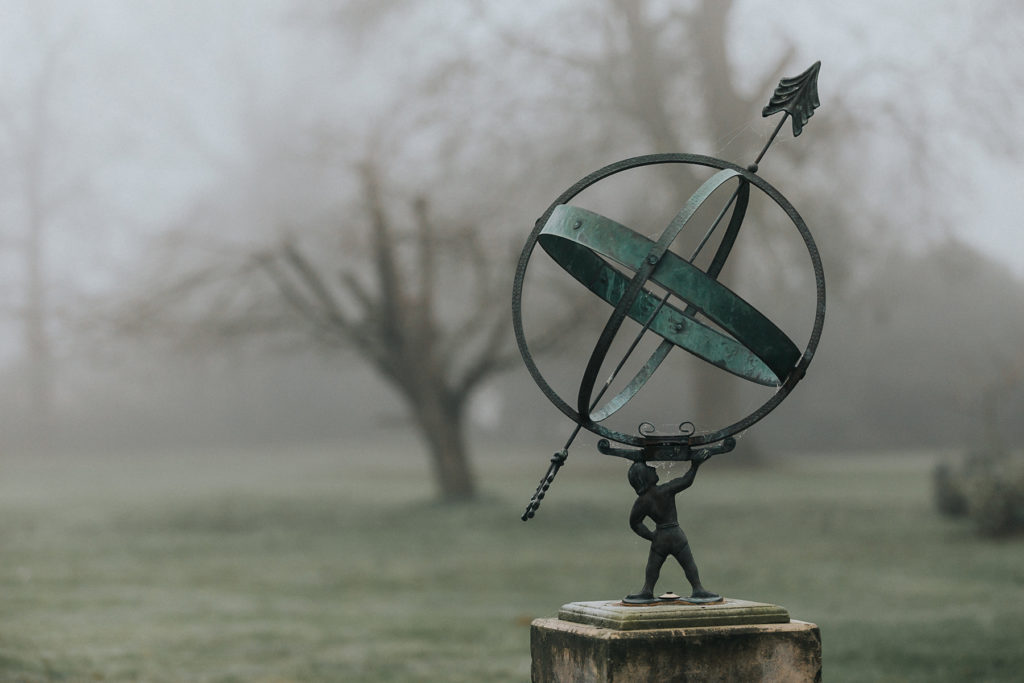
left=538, top=204, right=800, bottom=418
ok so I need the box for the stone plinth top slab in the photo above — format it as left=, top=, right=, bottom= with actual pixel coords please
left=557, top=598, right=789, bottom=631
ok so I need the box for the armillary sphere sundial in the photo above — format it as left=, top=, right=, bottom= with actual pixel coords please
left=512, top=61, right=825, bottom=604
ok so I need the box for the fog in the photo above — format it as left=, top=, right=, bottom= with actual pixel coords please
left=2, top=0, right=1023, bottom=459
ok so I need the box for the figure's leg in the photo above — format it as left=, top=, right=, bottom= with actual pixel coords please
left=626, top=547, right=666, bottom=600
left=643, top=548, right=667, bottom=595
left=673, top=541, right=720, bottom=600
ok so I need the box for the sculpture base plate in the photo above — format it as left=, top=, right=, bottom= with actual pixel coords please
left=559, top=597, right=789, bottom=630
left=621, top=592, right=722, bottom=605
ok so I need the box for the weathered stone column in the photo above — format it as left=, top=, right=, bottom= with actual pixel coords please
left=531, top=599, right=821, bottom=682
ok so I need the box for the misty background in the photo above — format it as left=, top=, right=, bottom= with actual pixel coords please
left=2, top=0, right=1023, bottom=477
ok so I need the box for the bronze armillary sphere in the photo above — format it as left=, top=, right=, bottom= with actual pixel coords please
left=514, top=62, right=826, bottom=521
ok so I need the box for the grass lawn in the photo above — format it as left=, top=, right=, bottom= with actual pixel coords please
left=2, top=437, right=1023, bottom=681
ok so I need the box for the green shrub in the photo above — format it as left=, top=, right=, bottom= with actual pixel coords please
left=933, top=460, right=968, bottom=517
left=934, top=449, right=1024, bottom=537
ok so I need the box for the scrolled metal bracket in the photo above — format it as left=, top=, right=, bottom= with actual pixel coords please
left=597, top=436, right=736, bottom=463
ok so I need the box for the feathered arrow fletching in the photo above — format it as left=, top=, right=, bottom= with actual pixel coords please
left=762, top=60, right=821, bottom=137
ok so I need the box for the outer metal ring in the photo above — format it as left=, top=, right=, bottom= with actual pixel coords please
left=511, top=153, right=825, bottom=448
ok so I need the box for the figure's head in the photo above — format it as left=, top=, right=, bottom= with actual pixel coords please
left=628, top=462, right=659, bottom=494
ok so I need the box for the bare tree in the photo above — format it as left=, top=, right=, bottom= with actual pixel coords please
left=0, top=22, right=80, bottom=441
left=110, top=142, right=579, bottom=502
left=252, top=162, right=538, bottom=500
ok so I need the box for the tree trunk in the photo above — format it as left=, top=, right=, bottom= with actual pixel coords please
left=25, top=126, right=53, bottom=443
left=412, top=393, right=477, bottom=502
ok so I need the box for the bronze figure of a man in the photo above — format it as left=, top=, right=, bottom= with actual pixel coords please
left=625, top=453, right=721, bottom=604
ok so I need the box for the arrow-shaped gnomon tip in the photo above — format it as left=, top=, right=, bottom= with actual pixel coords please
left=762, top=60, right=821, bottom=138
left=752, top=60, right=821, bottom=166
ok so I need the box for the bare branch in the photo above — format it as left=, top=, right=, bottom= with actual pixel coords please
left=279, top=241, right=348, bottom=325
left=436, top=225, right=497, bottom=366
left=360, top=160, right=404, bottom=339
left=252, top=251, right=341, bottom=338
left=338, top=269, right=375, bottom=317
left=453, top=315, right=519, bottom=401
left=412, top=194, right=436, bottom=348
left=256, top=248, right=403, bottom=372
left=484, top=21, right=599, bottom=73
left=527, top=302, right=589, bottom=358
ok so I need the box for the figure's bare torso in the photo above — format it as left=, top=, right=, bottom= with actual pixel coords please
left=634, top=484, right=679, bottom=527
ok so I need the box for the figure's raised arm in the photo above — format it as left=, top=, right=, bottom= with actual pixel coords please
left=663, top=438, right=734, bottom=494
left=663, top=460, right=701, bottom=494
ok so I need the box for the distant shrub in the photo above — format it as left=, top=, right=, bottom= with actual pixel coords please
left=933, top=461, right=968, bottom=517
left=934, top=449, right=1024, bottom=537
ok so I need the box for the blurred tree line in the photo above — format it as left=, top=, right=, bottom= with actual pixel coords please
left=1, top=1, right=1023, bottom=503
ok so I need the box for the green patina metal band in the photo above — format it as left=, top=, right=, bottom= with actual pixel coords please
left=538, top=205, right=800, bottom=387
left=566, top=174, right=751, bottom=423
left=572, top=169, right=760, bottom=425
left=537, top=228, right=775, bottom=387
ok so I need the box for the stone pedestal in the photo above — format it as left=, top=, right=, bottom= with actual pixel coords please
left=530, top=599, right=821, bottom=682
